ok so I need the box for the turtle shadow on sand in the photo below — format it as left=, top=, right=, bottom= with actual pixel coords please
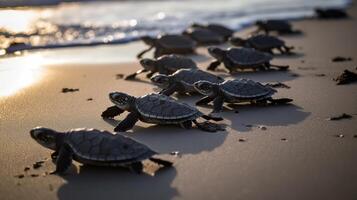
left=222, top=104, right=310, bottom=132
left=219, top=70, right=299, bottom=83
left=57, top=165, right=178, bottom=200
left=103, top=118, right=228, bottom=155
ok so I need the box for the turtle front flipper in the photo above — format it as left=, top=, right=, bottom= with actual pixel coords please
left=125, top=69, right=149, bottom=80
left=196, top=95, right=215, bottom=106
left=268, top=98, right=293, bottom=105
left=207, top=60, right=221, bottom=71
left=51, top=144, right=73, bottom=174
left=101, top=106, right=124, bottom=118
left=137, top=46, right=154, bottom=59
left=146, top=71, right=156, bottom=79
left=114, top=112, right=140, bottom=132
left=159, top=83, right=180, bottom=96
left=193, top=120, right=225, bottom=132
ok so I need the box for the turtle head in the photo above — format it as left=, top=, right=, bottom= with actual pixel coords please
left=229, top=37, right=245, bottom=46
left=194, top=80, right=218, bottom=96
left=150, top=74, right=170, bottom=89
left=208, top=47, right=226, bottom=60
left=140, top=58, right=157, bottom=71
left=109, top=92, right=134, bottom=111
left=140, top=36, right=155, bottom=46
left=30, top=127, right=60, bottom=150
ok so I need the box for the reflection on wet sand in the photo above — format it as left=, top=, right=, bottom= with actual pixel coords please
left=0, top=54, right=44, bottom=97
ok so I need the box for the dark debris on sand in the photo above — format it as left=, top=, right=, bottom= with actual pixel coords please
left=328, top=113, right=353, bottom=121
left=334, top=70, right=357, bottom=85
left=266, top=82, right=291, bottom=89
left=87, top=98, right=93, bottom=101
left=315, top=73, right=326, bottom=77
left=62, top=88, right=79, bottom=93
left=332, top=56, right=352, bottom=62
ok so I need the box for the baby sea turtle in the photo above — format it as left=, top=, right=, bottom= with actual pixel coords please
left=101, top=92, right=225, bottom=132
left=183, top=27, right=224, bottom=45
left=126, top=54, right=198, bottom=80
left=30, top=127, right=172, bottom=174
left=191, top=23, right=234, bottom=40
left=150, top=68, right=224, bottom=96
left=207, top=47, right=289, bottom=73
left=229, top=35, right=294, bottom=55
left=194, top=79, right=293, bottom=115
left=137, top=34, right=196, bottom=59
left=315, top=8, right=348, bottom=19
left=254, top=20, right=301, bottom=35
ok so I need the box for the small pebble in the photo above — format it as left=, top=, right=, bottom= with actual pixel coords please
left=281, top=138, right=287, bottom=141
left=87, top=98, right=93, bottom=101
left=315, top=73, right=326, bottom=77
left=61, top=88, right=79, bottom=93
left=328, top=113, right=352, bottom=121
left=332, top=56, right=352, bottom=62
left=234, top=110, right=239, bottom=114
left=30, top=174, right=39, bottom=177
left=14, top=174, right=25, bottom=179
left=244, top=124, right=253, bottom=128
left=238, top=138, right=246, bottom=142
left=24, top=167, right=30, bottom=172
left=334, top=134, right=344, bottom=138
left=259, top=126, right=267, bottom=131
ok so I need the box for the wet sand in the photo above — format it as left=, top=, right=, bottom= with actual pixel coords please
left=1, top=5, right=357, bottom=200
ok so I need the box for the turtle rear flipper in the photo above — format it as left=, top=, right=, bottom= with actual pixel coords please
left=202, top=114, right=223, bottom=122
left=149, top=157, right=173, bottom=167
left=137, top=46, right=154, bottom=59
left=268, top=98, right=293, bottom=105
left=125, top=69, right=149, bottom=80
left=193, top=120, right=225, bottom=132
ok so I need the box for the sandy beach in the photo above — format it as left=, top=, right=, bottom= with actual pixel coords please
left=1, top=3, right=357, bottom=200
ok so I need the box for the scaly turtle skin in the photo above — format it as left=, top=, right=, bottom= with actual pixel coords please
left=254, top=20, right=301, bottom=35
left=191, top=23, right=234, bottom=40
left=150, top=69, right=224, bottom=96
left=194, top=79, right=293, bottom=116
left=183, top=27, right=224, bottom=45
left=229, top=35, right=294, bottom=55
left=207, top=47, right=289, bottom=73
left=126, top=54, right=197, bottom=80
left=101, top=92, right=225, bottom=132
left=137, top=34, right=196, bottom=59
left=30, top=127, right=172, bottom=174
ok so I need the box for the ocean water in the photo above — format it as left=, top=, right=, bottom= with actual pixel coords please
left=0, top=0, right=351, bottom=52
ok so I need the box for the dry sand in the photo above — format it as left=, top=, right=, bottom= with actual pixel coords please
left=1, top=5, right=357, bottom=200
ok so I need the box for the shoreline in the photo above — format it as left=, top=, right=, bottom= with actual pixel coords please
left=1, top=3, right=357, bottom=200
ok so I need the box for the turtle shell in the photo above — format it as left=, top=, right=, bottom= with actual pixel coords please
left=247, top=35, right=285, bottom=50
left=220, top=79, right=276, bottom=99
left=157, top=34, right=196, bottom=49
left=206, top=24, right=234, bottom=38
left=135, top=93, right=201, bottom=121
left=157, top=54, right=198, bottom=73
left=172, top=69, right=224, bottom=85
left=184, top=27, right=224, bottom=45
left=262, top=20, right=292, bottom=31
left=66, top=128, right=156, bottom=164
left=226, top=48, right=273, bottom=66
